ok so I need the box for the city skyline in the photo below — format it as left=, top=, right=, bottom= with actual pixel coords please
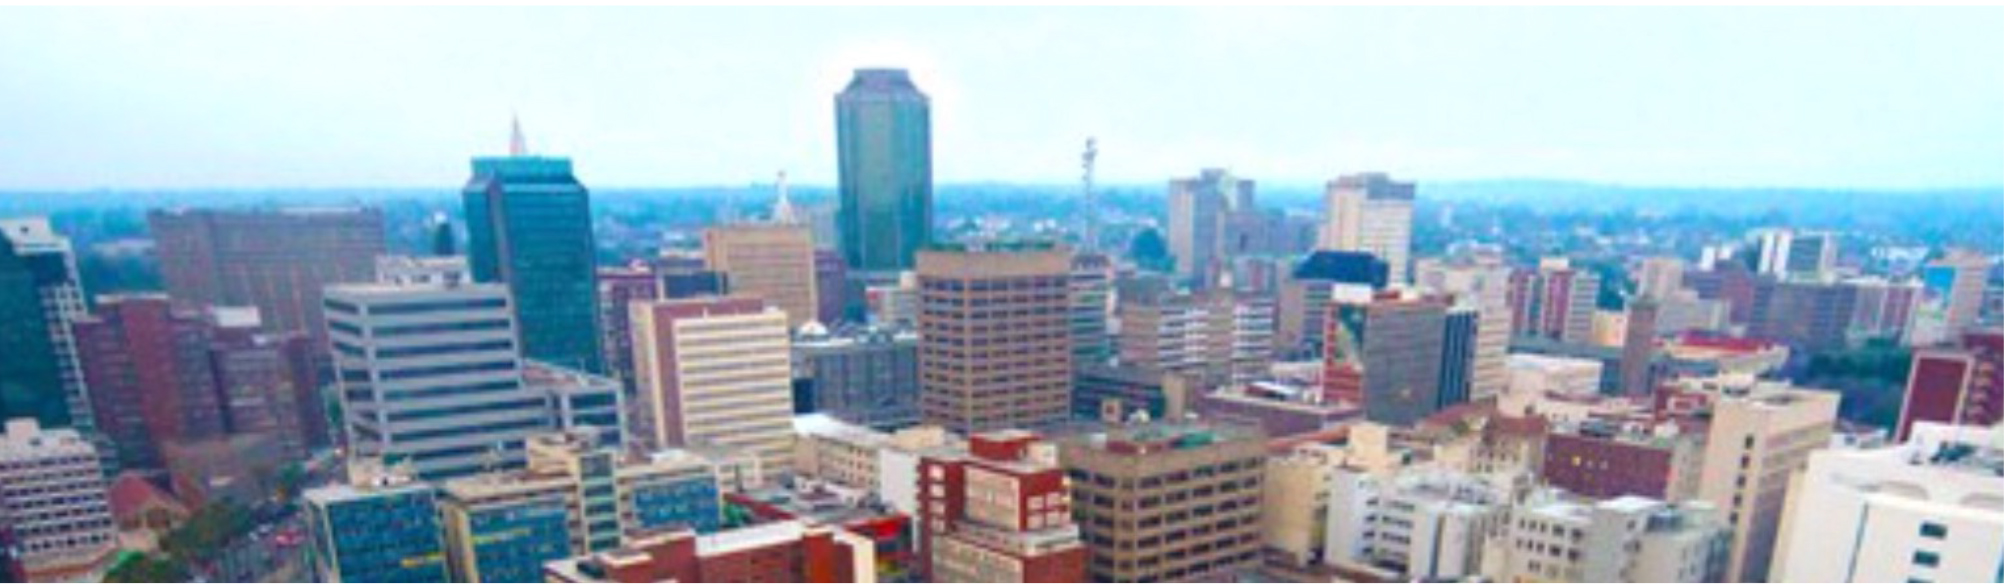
left=1, top=7, right=2000, bottom=190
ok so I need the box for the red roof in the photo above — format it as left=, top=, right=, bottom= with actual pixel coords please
left=1675, top=331, right=1772, bottom=353
left=107, top=472, right=189, bottom=525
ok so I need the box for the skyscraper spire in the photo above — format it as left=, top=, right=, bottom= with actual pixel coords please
left=509, top=114, right=527, bottom=156
left=771, top=170, right=800, bottom=225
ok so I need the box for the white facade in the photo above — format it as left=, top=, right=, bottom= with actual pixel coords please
left=0, top=419, right=116, bottom=581
left=375, top=254, right=471, bottom=286
left=1495, top=493, right=1728, bottom=583
left=1774, top=423, right=2004, bottom=583
left=324, top=281, right=552, bottom=480
left=632, top=300, right=796, bottom=476
left=1505, top=353, right=1604, bottom=399
left=1324, top=468, right=1506, bottom=580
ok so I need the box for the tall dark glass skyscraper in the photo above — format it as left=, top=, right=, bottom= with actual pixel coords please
left=836, top=68, right=933, bottom=273
left=0, top=236, right=64, bottom=427
left=463, top=154, right=603, bottom=373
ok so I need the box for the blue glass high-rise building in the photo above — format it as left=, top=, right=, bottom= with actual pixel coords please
left=836, top=68, right=933, bottom=274
left=0, top=235, right=63, bottom=427
left=463, top=153, right=603, bottom=373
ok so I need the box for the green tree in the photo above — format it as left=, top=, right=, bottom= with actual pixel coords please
left=1128, top=228, right=1175, bottom=274
left=160, top=501, right=254, bottom=566
left=103, top=554, right=191, bottom=583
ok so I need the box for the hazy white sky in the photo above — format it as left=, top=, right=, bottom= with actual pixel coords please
left=2, top=7, right=1999, bottom=190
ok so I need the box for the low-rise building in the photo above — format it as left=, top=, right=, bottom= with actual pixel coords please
left=540, top=520, right=877, bottom=583
left=0, top=419, right=117, bottom=582
left=917, top=430, right=1089, bottom=583
left=437, top=431, right=726, bottom=582
left=303, top=464, right=449, bottom=583
left=1494, top=492, right=1729, bottom=582
left=1324, top=468, right=1508, bottom=581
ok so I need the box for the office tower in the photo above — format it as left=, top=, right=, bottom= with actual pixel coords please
left=1438, top=307, right=1478, bottom=407
left=630, top=297, right=794, bottom=476
left=149, top=208, right=385, bottom=345
left=1061, top=422, right=1266, bottom=582
left=1540, top=419, right=1704, bottom=502
left=377, top=254, right=470, bottom=286
left=1620, top=297, right=1660, bottom=395
left=703, top=224, right=820, bottom=329
left=1325, top=289, right=1449, bottom=425
left=303, top=466, right=449, bottom=583
left=463, top=152, right=603, bottom=373
left=438, top=431, right=725, bottom=582
left=596, top=264, right=660, bottom=388
left=916, top=430, right=1088, bottom=583
left=1910, top=250, right=1988, bottom=346
left=793, top=324, right=921, bottom=429
left=1749, top=279, right=1860, bottom=351
left=1321, top=172, right=1416, bottom=284
left=1896, top=329, right=2003, bottom=439
left=1070, top=252, right=1114, bottom=367
left=324, top=281, right=552, bottom=480
left=1415, top=255, right=1512, bottom=401
left=1635, top=255, right=1687, bottom=300
left=71, top=295, right=228, bottom=470
left=814, top=249, right=847, bottom=325
left=1166, top=168, right=1251, bottom=289
left=1496, top=493, right=1729, bottom=583
left=1697, top=384, right=1839, bottom=583
left=836, top=68, right=933, bottom=274
left=0, top=235, right=64, bottom=428
left=916, top=244, right=1073, bottom=434
left=1847, top=276, right=1920, bottom=339
left=1281, top=250, right=1391, bottom=357
left=0, top=419, right=117, bottom=583
left=1508, top=257, right=1601, bottom=344
left=209, top=321, right=317, bottom=460
left=1116, top=276, right=1274, bottom=388
left=0, top=219, right=91, bottom=433
left=1772, top=422, right=2004, bottom=583
left=1324, top=469, right=1507, bottom=581
left=541, top=521, right=877, bottom=583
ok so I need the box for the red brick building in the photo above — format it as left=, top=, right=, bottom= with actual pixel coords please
left=541, top=521, right=874, bottom=583
left=917, top=430, right=1089, bottom=583
left=72, top=295, right=228, bottom=470
left=1899, top=329, right=2004, bottom=440
left=1540, top=420, right=1702, bottom=501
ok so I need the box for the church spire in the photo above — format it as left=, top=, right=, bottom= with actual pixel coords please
left=509, top=114, right=528, bottom=156
left=771, top=170, right=800, bottom=225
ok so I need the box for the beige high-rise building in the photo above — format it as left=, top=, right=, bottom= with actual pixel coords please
left=1697, top=382, right=1839, bottom=583
left=630, top=296, right=795, bottom=475
left=1321, top=173, right=1415, bottom=284
left=703, top=224, right=819, bottom=329
left=916, top=244, right=1073, bottom=434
